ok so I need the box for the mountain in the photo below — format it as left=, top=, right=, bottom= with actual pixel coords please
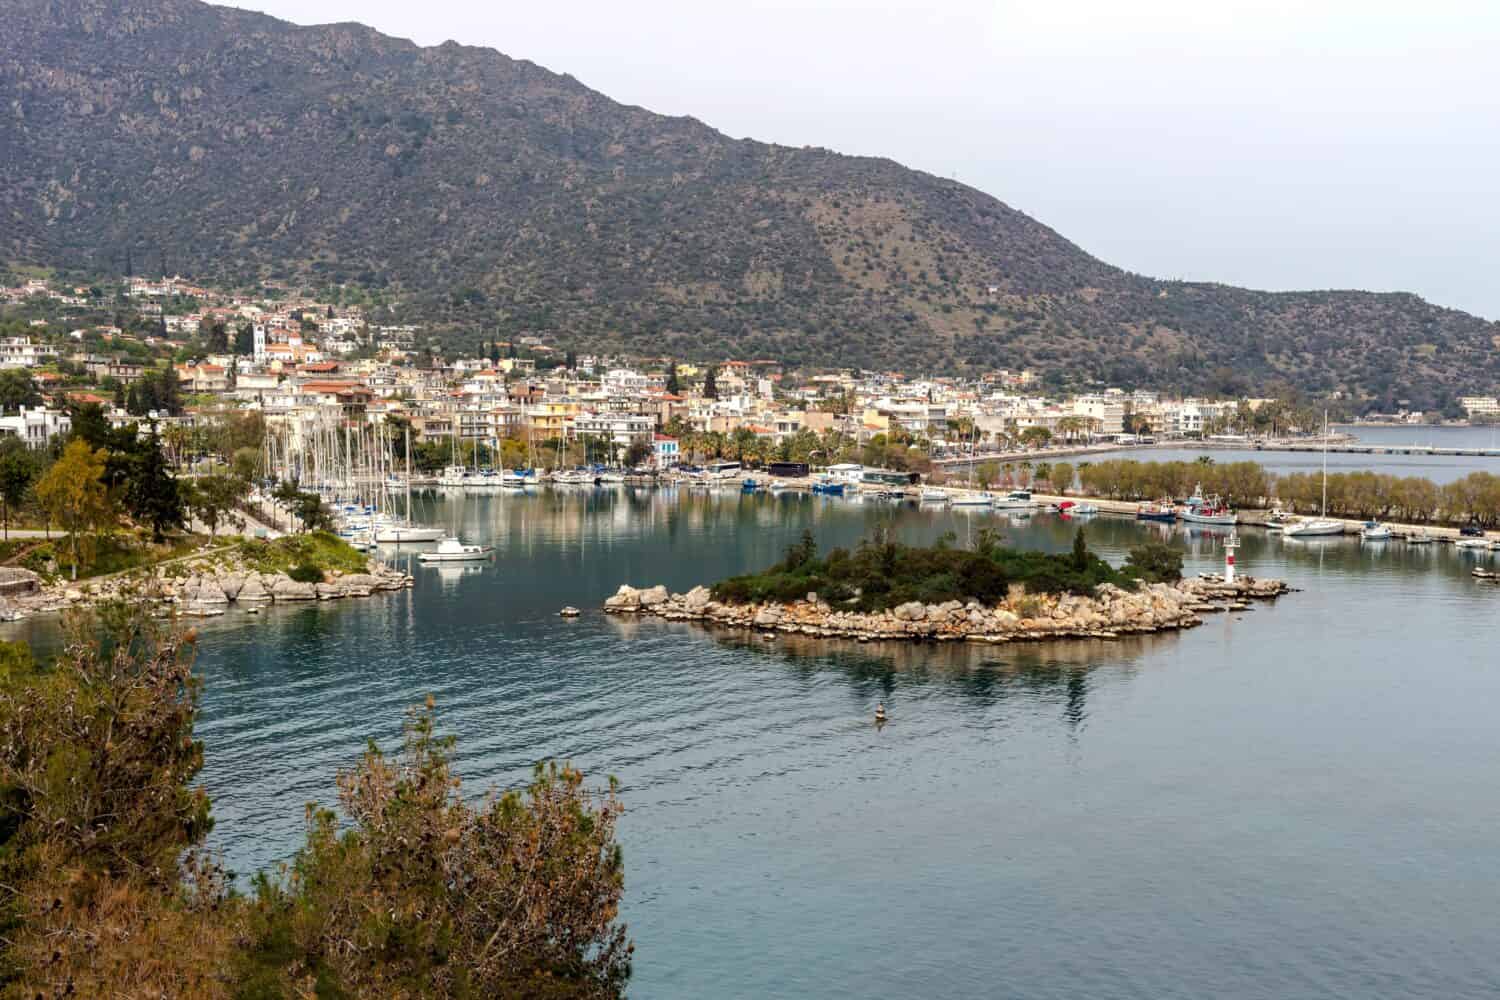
left=3, top=0, right=1497, bottom=407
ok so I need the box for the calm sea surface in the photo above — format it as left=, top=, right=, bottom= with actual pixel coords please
left=9, top=488, right=1500, bottom=999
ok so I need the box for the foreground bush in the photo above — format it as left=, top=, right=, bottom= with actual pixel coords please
left=0, top=606, right=630, bottom=998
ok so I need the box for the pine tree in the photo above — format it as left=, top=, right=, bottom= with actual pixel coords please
left=665, top=361, right=681, bottom=395
left=703, top=366, right=718, bottom=400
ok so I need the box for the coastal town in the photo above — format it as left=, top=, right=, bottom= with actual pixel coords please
left=1, top=272, right=1440, bottom=471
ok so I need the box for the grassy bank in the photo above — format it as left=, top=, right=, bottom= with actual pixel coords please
left=712, top=529, right=1180, bottom=613
left=233, top=531, right=370, bottom=577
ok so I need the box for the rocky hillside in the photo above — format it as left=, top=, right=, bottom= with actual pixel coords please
left=3, top=0, right=1497, bottom=405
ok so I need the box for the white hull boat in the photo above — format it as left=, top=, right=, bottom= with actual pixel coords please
left=991, top=490, right=1034, bottom=510
left=1360, top=522, right=1394, bottom=540
left=951, top=492, right=996, bottom=507
left=375, top=522, right=447, bottom=544
left=417, top=536, right=493, bottom=562
left=919, top=487, right=950, bottom=503
left=1454, top=538, right=1490, bottom=550
left=1281, top=518, right=1344, bottom=538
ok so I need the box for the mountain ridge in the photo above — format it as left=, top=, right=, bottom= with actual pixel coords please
left=3, top=0, right=1497, bottom=408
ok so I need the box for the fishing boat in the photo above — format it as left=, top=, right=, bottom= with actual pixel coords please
left=950, top=491, right=996, bottom=507
left=1059, top=501, right=1099, bottom=515
left=416, top=536, right=493, bottom=562
left=1180, top=485, right=1237, bottom=525
left=1281, top=411, right=1343, bottom=538
left=991, top=489, right=1034, bottom=510
left=919, top=487, right=950, bottom=503
left=551, top=469, right=595, bottom=486
left=1360, top=521, right=1394, bottom=540
left=810, top=480, right=847, bottom=497
left=1406, top=529, right=1432, bottom=544
left=1136, top=500, right=1178, bottom=523
left=741, top=478, right=761, bottom=493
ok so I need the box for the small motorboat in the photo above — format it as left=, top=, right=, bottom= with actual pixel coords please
left=1406, top=529, right=1432, bottom=544
left=950, top=491, right=996, bottom=507
left=1070, top=502, right=1099, bottom=515
left=1453, top=537, right=1490, bottom=551
left=1360, top=521, right=1394, bottom=540
left=991, top=489, right=1034, bottom=510
left=417, top=536, right=494, bottom=562
left=919, top=487, right=950, bottom=503
left=1264, top=509, right=1294, bottom=532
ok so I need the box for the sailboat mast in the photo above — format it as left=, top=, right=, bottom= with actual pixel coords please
left=1321, top=408, right=1329, bottom=517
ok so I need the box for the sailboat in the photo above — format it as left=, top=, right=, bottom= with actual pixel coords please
left=1282, top=410, right=1344, bottom=538
left=376, top=424, right=446, bottom=543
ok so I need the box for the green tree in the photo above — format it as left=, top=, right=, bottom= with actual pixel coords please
left=1125, top=542, right=1184, bottom=583
left=233, top=322, right=254, bottom=355
left=0, top=438, right=36, bottom=540
left=665, top=361, right=681, bottom=395
left=0, top=369, right=41, bottom=413
left=120, top=431, right=185, bottom=542
left=35, top=439, right=114, bottom=579
left=703, top=366, right=719, bottom=400
left=185, top=473, right=245, bottom=539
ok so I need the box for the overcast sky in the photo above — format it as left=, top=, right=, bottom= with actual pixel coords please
left=231, top=0, right=1500, bottom=319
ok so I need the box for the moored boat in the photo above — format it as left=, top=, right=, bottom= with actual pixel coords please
left=1281, top=517, right=1344, bottom=538
left=950, top=491, right=995, bottom=507
left=416, top=536, right=493, bottom=562
left=1360, top=521, right=1394, bottom=540
left=991, top=489, right=1034, bottom=510
left=1136, top=500, right=1178, bottom=523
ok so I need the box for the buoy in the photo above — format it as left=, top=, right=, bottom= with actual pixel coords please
left=874, top=702, right=887, bottom=723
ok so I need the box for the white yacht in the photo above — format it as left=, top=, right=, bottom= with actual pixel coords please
left=373, top=517, right=446, bottom=544
left=416, top=536, right=493, bottom=562
left=438, top=464, right=470, bottom=488
left=1282, top=517, right=1344, bottom=538
left=951, top=491, right=996, bottom=507
left=919, top=487, right=950, bottom=503
left=1360, top=521, right=1394, bottom=540
left=991, top=489, right=1034, bottom=510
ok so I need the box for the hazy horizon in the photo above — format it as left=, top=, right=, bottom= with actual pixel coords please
left=227, top=0, right=1500, bottom=320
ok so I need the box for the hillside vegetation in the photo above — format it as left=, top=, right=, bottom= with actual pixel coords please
left=3, top=0, right=1498, bottom=405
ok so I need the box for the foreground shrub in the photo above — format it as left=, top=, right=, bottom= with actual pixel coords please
left=0, top=608, right=632, bottom=998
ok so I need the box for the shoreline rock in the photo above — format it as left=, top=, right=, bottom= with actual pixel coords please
left=602, top=576, right=1292, bottom=644
left=0, top=557, right=414, bottom=624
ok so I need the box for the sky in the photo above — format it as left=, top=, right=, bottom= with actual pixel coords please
left=231, top=0, right=1500, bottom=319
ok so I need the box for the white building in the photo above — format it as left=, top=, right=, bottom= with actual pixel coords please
left=570, top=412, right=654, bottom=452
left=0, top=337, right=49, bottom=368
left=1460, top=396, right=1500, bottom=418
left=0, top=407, right=71, bottom=448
